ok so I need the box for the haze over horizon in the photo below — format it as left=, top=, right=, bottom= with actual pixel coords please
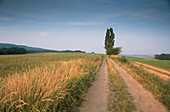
left=0, top=0, right=170, bottom=54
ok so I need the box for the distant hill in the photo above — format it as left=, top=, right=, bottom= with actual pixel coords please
left=0, top=43, right=45, bottom=51
left=0, top=43, right=86, bottom=53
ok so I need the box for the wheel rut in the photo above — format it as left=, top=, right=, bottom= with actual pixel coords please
left=110, top=59, right=168, bottom=112
left=79, top=59, right=110, bottom=112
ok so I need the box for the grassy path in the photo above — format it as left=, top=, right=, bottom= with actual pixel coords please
left=126, top=56, right=170, bottom=71
left=133, top=61, right=170, bottom=75
left=106, top=58, right=136, bottom=112
left=79, top=59, right=110, bottom=112
left=132, top=62, right=170, bottom=81
left=110, top=59, right=168, bottom=112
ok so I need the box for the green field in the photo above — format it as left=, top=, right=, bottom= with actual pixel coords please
left=0, top=53, right=102, bottom=111
left=126, top=56, right=170, bottom=70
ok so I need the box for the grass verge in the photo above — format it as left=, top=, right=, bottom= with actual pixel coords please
left=112, top=57, right=170, bottom=110
left=106, top=57, right=136, bottom=112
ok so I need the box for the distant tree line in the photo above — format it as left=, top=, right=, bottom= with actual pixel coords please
left=27, top=50, right=86, bottom=53
left=0, top=47, right=27, bottom=55
left=0, top=47, right=86, bottom=55
left=154, top=53, right=170, bottom=60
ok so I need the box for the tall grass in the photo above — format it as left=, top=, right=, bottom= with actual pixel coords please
left=112, top=57, right=170, bottom=110
left=0, top=54, right=102, bottom=111
left=106, top=57, right=136, bottom=112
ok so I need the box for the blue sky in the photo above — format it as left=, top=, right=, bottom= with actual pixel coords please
left=0, top=0, right=170, bottom=54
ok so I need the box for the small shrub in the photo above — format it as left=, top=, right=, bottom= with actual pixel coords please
left=118, top=56, right=128, bottom=63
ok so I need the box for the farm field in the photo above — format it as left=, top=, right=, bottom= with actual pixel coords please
left=0, top=53, right=169, bottom=111
left=0, top=53, right=100, bottom=77
left=126, top=56, right=170, bottom=71
left=0, top=53, right=102, bottom=111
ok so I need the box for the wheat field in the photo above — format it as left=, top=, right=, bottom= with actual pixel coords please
left=0, top=53, right=102, bottom=111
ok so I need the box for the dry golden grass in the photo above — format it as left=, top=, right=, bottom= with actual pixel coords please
left=0, top=53, right=100, bottom=77
left=0, top=54, right=102, bottom=111
left=105, top=55, right=122, bottom=58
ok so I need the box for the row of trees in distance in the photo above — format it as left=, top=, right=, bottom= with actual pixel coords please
left=0, top=47, right=27, bottom=55
left=0, top=47, right=86, bottom=55
left=155, top=53, right=170, bottom=60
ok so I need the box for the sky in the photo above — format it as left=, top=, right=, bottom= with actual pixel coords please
left=0, top=0, right=170, bottom=55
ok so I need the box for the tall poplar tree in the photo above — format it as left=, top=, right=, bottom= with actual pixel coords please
left=104, top=27, right=115, bottom=55
left=104, top=27, right=121, bottom=55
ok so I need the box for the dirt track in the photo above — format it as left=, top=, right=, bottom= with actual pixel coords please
left=132, top=62, right=170, bottom=81
left=133, top=61, right=170, bottom=75
left=110, top=59, right=168, bottom=112
left=79, top=59, right=110, bottom=112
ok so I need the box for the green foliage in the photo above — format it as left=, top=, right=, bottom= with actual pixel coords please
left=106, top=47, right=122, bottom=55
left=0, top=47, right=27, bottom=55
left=104, top=27, right=121, bottom=55
left=106, top=48, right=113, bottom=55
left=155, top=53, right=170, bottom=60
left=111, top=47, right=122, bottom=55
left=27, top=49, right=86, bottom=53
left=104, top=28, right=115, bottom=54
left=118, top=56, right=128, bottom=63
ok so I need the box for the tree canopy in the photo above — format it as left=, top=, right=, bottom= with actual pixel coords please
left=0, top=47, right=27, bottom=55
left=104, top=27, right=121, bottom=55
left=155, top=53, right=170, bottom=60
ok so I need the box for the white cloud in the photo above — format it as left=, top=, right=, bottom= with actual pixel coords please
left=0, top=16, right=12, bottom=21
left=40, top=32, right=49, bottom=37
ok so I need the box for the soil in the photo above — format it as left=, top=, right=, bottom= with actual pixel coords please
left=79, top=59, right=110, bottom=112
left=132, top=62, right=170, bottom=81
left=110, top=59, right=168, bottom=112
